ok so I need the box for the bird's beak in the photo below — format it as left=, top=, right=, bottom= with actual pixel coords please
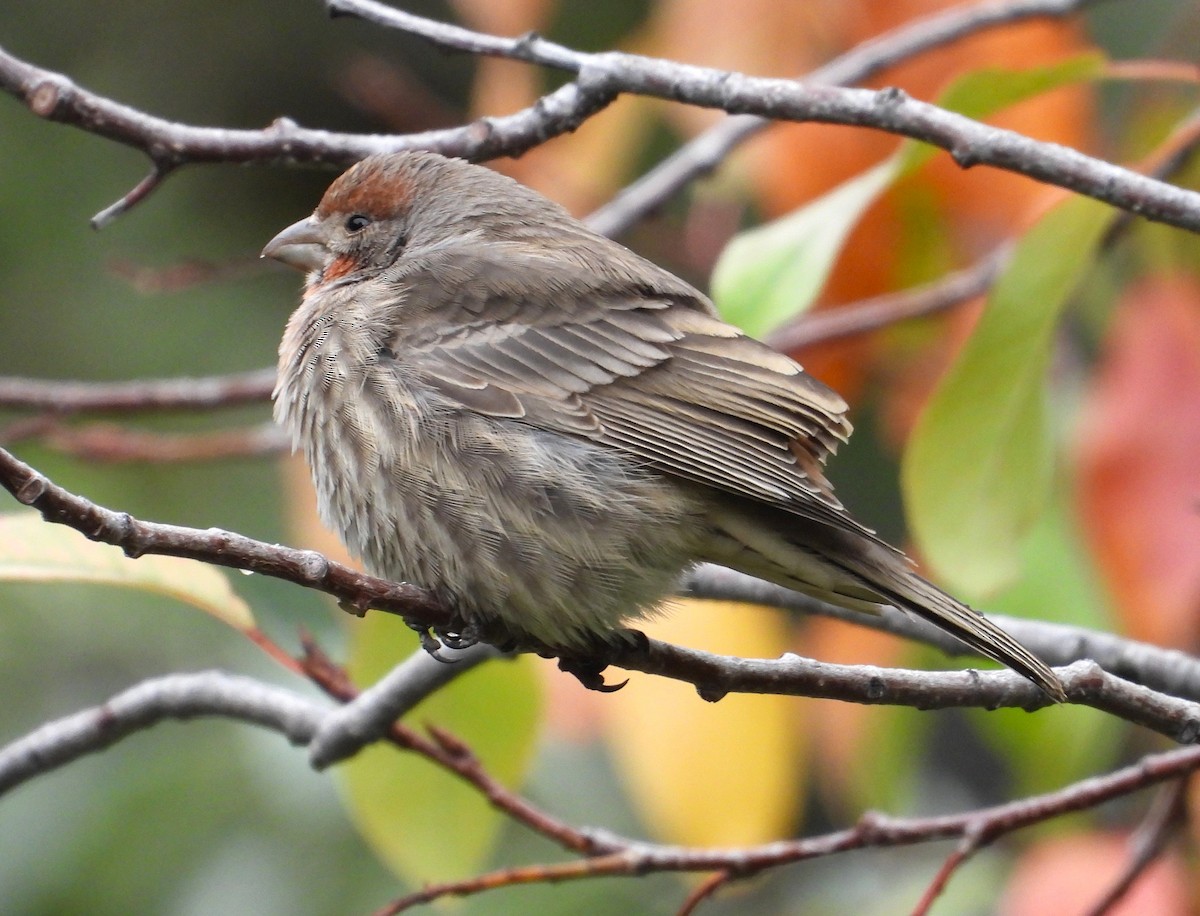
left=261, top=216, right=329, bottom=273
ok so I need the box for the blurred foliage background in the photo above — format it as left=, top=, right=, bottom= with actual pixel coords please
left=1, top=0, right=1199, bottom=913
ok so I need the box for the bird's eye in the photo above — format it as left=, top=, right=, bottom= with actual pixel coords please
left=344, top=214, right=371, bottom=233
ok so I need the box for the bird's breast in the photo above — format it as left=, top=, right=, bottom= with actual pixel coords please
left=275, top=323, right=706, bottom=646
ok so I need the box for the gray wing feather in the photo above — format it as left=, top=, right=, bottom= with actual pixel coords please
left=387, top=250, right=860, bottom=530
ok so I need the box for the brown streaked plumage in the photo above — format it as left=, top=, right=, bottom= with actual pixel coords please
left=264, top=150, right=1065, bottom=701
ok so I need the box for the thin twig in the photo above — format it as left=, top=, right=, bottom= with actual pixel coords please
left=1082, top=777, right=1189, bottom=916
left=587, top=0, right=1109, bottom=235
left=0, top=45, right=616, bottom=221
left=766, top=246, right=1010, bottom=353
left=5, top=421, right=286, bottom=463
left=6, top=2, right=1199, bottom=233
left=0, top=368, right=275, bottom=413
left=677, top=871, right=733, bottom=916
left=299, top=640, right=606, bottom=856
left=375, top=744, right=1200, bottom=912
left=90, top=161, right=176, bottom=229
left=911, top=826, right=986, bottom=915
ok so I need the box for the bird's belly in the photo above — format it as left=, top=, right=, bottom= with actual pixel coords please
left=303, top=398, right=704, bottom=649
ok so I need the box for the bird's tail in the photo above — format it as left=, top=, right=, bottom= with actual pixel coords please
left=863, top=563, right=1066, bottom=702
left=705, top=507, right=1066, bottom=701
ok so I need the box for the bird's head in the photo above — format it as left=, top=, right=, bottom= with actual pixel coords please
left=261, top=151, right=446, bottom=287
left=262, top=150, right=570, bottom=289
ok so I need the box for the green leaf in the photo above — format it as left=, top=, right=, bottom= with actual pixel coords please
left=711, top=156, right=901, bottom=336
left=709, top=52, right=1106, bottom=338
left=902, top=195, right=1115, bottom=597
left=0, top=511, right=254, bottom=631
left=338, top=613, right=541, bottom=885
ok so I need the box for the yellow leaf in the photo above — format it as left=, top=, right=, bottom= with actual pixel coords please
left=0, top=511, right=254, bottom=631
left=601, top=599, right=803, bottom=846
left=339, top=613, right=541, bottom=883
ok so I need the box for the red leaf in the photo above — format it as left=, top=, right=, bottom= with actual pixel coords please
left=1003, top=832, right=1189, bottom=916
left=1075, top=276, right=1200, bottom=648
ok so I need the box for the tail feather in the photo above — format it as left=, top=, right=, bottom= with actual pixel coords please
left=706, top=506, right=1066, bottom=701
left=871, top=570, right=1066, bottom=702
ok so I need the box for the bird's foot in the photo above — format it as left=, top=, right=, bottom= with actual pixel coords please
left=557, top=655, right=628, bottom=692
left=406, top=616, right=482, bottom=663
left=554, top=630, right=647, bottom=692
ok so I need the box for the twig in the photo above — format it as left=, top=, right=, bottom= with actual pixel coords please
left=340, top=0, right=1200, bottom=235
left=911, top=826, right=986, bottom=915
left=677, top=871, right=733, bottom=916
left=0, top=652, right=1196, bottom=914
left=0, top=444, right=450, bottom=626
left=608, top=642, right=1200, bottom=744
left=4, top=420, right=286, bottom=463
left=7, top=443, right=1200, bottom=735
left=0, top=671, right=323, bottom=795
left=0, top=368, right=275, bottom=412
left=679, top=565, right=1200, bottom=703
left=0, top=45, right=616, bottom=222
left=299, top=640, right=605, bottom=856
left=375, top=743, right=1200, bottom=912
left=766, top=246, right=1010, bottom=353
left=587, top=0, right=1108, bottom=235
left=90, top=160, right=176, bottom=229
left=6, top=2, right=1198, bottom=234
left=1082, top=777, right=1189, bottom=916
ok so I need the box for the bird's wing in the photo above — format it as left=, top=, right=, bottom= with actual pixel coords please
left=388, top=250, right=860, bottom=530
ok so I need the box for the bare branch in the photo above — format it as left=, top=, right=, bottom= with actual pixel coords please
left=610, top=644, right=1200, bottom=743
left=0, top=671, right=322, bottom=796
left=377, top=743, right=1200, bottom=912
left=0, top=444, right=451, bottom=627
left=676, top=872, right=733, bottom=916
left=912, top=827, right=986, bottom=915
left=1083, top=779, right=1189, bottom=916
left=4, top=656, right=1195, bottom=913
left=0, top=46, right=616, bottom=221
left=684, top=565, right=1200, bottom=706
left=306, top=643, right=501, bottom=769
left=766, top=246, right=1010, bottom=353
left=90, top=161, right=176, bottom=229
left=5, top=2, right=1196, bottom=235
left=588, top=0, right=1108, bottom=235
left=6, top=443, right=1200, bottom=739
left=341, top=0, right=1200, bottom=235
left=330, top=0, right=1102, bottom=81
left=299, top=640, right=608, bottom=856
left=0, top=368, right=275, bottom=413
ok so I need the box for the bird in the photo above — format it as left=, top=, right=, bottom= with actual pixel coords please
left=263, top=149, right=1065, bottom=701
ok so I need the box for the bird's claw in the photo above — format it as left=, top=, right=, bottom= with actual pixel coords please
left=439, top=622, right=480, bottom=650
left=557, top=656, right=628, bottom=693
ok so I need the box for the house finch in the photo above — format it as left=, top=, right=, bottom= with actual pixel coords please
left=263, top=150, right=1064, bottom=701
